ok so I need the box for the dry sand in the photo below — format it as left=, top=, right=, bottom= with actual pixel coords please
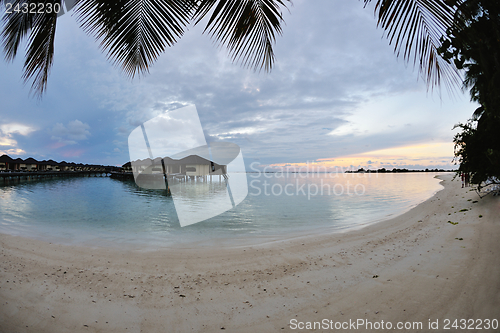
left=1, top=174, right=499, bottom=332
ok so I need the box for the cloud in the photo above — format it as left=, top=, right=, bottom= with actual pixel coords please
left=0, top=123, right=36, bottom=136
left=0, top=136, right=17, bottom=147
left=50, top=120, right=91, bottom=145
left=0, top=123, right=36, bottom=155
left=0, top=148, right=26, bottom=156
left=0, top=0, right=476, bottom=167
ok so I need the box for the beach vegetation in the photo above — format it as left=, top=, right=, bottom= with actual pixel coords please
left=438, top=0, right=500, bottom=189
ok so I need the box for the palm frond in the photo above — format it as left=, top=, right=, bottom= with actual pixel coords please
left=23, top=2, right=58, bottom=97
left=1, top=0, right=60, bottom=97
left=1, top=0, right=35, bottom=61
left=365, top=0, right=463, bottom=92
left=193, top=0, right=289, bottom=72
left=75, top=0, right=195, bottom=78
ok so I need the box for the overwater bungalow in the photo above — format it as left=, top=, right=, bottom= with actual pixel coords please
left=12, top=158, right=24, bottom=171
left=45, top=160, right=59, bottom=171
left=179, top=155, right=226, bottom=177
left=131, top=158, right=152, bottom=174
left=58, top=161, right=68, bottom=171
left=36, top=160, right=49, bottom=171
left=0, top=154, right=113, bottom=178
left=0, top=154, right=14, bottom=171
left=90, top=164, right=105, bottom=172
left=122, top=162, right=132, bottom=172
left=24, top=157, right=38, bottom=171
left=68, top=162, right=77, bottom=171
left=130, top=155, right=226, bottom=180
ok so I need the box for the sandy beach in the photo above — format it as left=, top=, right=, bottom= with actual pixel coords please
left=1, top=174, right=499, bottom=332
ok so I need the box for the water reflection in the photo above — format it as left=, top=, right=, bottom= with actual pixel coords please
left=0, top=173, right=444, bottom=247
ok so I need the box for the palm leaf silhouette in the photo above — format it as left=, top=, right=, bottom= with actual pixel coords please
left=366, top=0, right=463, bottom=92
left=1, top=0, right=61, bottom=97
left=75, top=0, right=196, bottom=78
left=1, top=0, right=289, bottom=96
left=193, top=0, right=288, bottom=72
left=2, top=0, right=465, bottom=97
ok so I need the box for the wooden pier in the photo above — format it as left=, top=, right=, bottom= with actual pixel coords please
left=0, top=170, right=110, bottom=181
left=109, top=171, right=134, bottom=180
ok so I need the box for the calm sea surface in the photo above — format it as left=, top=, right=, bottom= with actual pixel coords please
left=0, top=173, right=444, bottom=248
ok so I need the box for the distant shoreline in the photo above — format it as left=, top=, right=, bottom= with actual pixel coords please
left=246, top=169, right=457, bottom=173
left=345, top=168, right=456, bottom=173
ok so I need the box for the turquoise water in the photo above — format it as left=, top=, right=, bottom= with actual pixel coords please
left=0, top=173, right=444, bottom=248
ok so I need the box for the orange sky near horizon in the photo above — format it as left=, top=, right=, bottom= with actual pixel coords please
left=267, top=142, right=457, bottom=171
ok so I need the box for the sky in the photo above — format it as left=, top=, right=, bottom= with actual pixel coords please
left=0, top=0, right=477, bottom=171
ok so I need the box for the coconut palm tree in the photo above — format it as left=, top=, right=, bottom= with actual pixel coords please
left=1, top=0, right=462, bottom=98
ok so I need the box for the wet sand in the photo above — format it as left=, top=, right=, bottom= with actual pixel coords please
left=1, top=174, right=499, bottom=332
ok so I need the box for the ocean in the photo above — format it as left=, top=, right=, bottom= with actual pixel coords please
left=0, top=172, right=444, bottom=249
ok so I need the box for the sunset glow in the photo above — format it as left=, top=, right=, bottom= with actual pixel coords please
left=268, top=142, right=456, bottom=171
